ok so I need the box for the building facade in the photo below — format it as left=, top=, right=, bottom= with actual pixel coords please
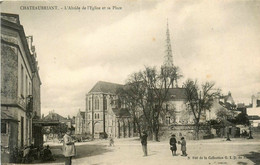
left=85, top=81, right=198, bottom=139
left=1, top=13, right=41, bottom=162
left=75, top=110, right=86, bottom=134
left=205, top=92, right=238, bottom=121
left=161, top=88, right=192, bottom=125
left=85, top=81, right=134, bottom=138
left=247, top=92, right=260, bottom=127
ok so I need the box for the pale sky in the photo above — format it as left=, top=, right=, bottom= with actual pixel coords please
left=1, top=0, right=260, bottom=117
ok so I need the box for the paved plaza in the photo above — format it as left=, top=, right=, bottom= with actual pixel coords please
left=37, top=137, right=260, bottom=165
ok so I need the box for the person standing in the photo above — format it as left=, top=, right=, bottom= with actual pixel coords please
left=63, top=129, right=76, bottom=165
left=109, top=134, right=114, bottom=147
left=248, top=129, right=253, bottom=139
left=140, top=131, right=148, bottom=156
left=179, top=137, right=187, bottom=156
left=169, top=134, right=177, bottom=156
left=226, top=132, right=231, bottom=141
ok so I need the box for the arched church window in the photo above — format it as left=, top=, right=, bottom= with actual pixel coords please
left=95, top=97, right=99, bottom=109
left=89, top=99, right=91, bottom=110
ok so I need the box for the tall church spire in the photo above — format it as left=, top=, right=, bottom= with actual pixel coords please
left=163, top=19, right=174, bottom=68
left=162, top=19, right=179, bottom=88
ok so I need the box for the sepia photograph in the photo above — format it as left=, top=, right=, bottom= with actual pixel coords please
left=1, top=0, right=260, bottom=164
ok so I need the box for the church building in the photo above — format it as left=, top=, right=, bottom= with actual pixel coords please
left=85, top=21, right=198, bottom=139
left=85, top=81, right=134, bottom=138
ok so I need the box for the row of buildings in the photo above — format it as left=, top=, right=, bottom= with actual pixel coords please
left=75, top=80, right=244, bottom=139
left=1, top=13, right=42, bottom=162
left=75, top=79, right=259, bottom=139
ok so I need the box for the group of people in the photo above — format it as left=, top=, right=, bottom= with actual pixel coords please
left=140, top=132, right=187, bottom=157
left=169, top=134, right=187, bottom=156
left=51, top=129, right=188, bottom=165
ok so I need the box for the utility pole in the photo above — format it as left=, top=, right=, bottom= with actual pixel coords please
left=118, top=119, right=120, bottom=138
left=92, top=94, right=94, bottom=140
left=103, top=94, right=106, bottom=135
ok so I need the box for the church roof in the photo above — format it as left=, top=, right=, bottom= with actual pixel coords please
left=88, top=82, right=187, bottom=101
left=89, top=81, right=123, bottom=94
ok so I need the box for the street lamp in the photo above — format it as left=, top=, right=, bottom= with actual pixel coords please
left=248, top=126, right=253, bottom=139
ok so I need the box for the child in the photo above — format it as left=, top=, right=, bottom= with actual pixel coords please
left=178, top=137, right=187, bottom=156
left=109, top=135, right=114, bottom=147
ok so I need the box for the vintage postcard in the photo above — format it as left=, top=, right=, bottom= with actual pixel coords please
left=1, top=0, right=260, bottom=165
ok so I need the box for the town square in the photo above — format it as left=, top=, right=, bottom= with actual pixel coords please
left=42, top=137, right=260, bottom=165
left=1, top=0, right=260, bottom=165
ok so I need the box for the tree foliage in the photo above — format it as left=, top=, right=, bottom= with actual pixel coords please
left=216, top=107, right=234, bottom=120
left=42, top=123, right=68, bottom=136
left=229, top=113, right=250, bottom=126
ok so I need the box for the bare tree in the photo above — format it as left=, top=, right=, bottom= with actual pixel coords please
left=184, top=79, right=220, bottom=140
left=116, top=81, right=144, bottom=137
left=117, top=66, right=181, bottom=141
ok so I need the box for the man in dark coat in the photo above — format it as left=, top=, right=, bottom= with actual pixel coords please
left=169, top=134, right=177, bottom=156
left=140, top=131, right=148, bottom=156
